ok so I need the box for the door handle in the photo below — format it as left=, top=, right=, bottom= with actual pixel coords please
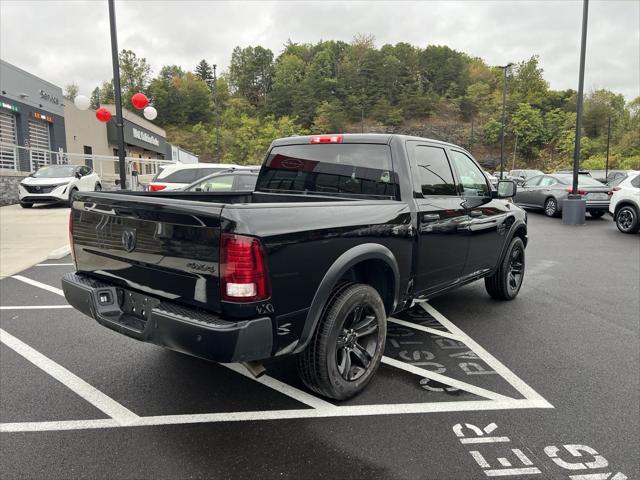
left=422, top=213, right=440, bottom=222
left=469, top=210, right=482, bottom=218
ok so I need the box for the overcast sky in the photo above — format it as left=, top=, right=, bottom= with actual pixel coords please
left=1, top=1, right=638, bottom=100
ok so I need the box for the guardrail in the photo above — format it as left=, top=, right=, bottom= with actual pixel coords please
left=0, top=142, right=174, bottom=190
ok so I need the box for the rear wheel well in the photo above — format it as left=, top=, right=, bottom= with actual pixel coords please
left=339, top=259, right=395, bottom=315
left=615, top=201, right=638, bottom=217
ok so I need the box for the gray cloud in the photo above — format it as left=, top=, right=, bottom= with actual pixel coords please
left=1, top=0, right=638, bottom=99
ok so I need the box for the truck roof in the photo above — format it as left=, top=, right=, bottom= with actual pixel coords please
left=271, top=133, right=461, bottom=149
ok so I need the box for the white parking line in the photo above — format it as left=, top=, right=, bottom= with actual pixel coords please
left=11, top=275, right=64, bottom=297
left=381, top=356, right=511, bottom=402
left=388, top=316, right=461, bottom=341
left=0, top=298, right=552, bottom=433
left=419, top=302, right=553, bottom=407
left=0, top=305, right=71, bottom=310
left=0, top=328, right=139, bottom=425
left=35, top=263, right=74, bottom=267
left=222, top=363, right=334, bottom=409
left=0, top=398, right=549, bottom=433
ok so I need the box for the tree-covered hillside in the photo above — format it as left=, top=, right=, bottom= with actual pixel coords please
left=79, top=37, right=639, bottom=170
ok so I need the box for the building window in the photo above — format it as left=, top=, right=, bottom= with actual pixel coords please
left=83, top=145, right=93, bottom=168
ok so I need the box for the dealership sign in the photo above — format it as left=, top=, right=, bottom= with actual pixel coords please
left=132, top=127, right=160, bottom=147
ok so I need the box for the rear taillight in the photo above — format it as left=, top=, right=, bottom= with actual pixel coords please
left=310, top=134, right=343, bottom=144
left=608, top=186, right=622, bottom=196
left=149, top=184, right=166, bottom=192
left=69, top=210, right=75, bottom=262
left=220, top=233, right=270, bottom=302
left=565, top=187, right=588, bottom=195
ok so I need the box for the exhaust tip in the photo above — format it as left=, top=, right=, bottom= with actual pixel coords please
left=241, top=361, right=266, bottom=378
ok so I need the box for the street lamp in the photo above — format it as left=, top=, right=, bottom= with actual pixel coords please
left=108, top=0, right=127, bottom=190
left=498, top=63, right=514, bottom=180
left=562, top=0, right=589, bottom=225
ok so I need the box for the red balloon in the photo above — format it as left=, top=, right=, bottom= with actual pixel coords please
left=95, top=107, right=112, bottom=123
left=131, top=92, right=149, bottom=110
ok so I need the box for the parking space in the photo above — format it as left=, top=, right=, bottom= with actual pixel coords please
left=1, top=213, right=638, bottom=479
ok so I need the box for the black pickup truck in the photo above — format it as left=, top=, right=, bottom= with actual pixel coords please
left=62, top=134, right=526, bottom=400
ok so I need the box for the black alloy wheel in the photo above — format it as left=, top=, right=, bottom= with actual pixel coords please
left=616, top=206, right=640, bottom=234
left=335, top=303, right=379, bottom=381
left=485, top=236, right=526, bottom=300
left=507, top=245, right=525, bottom=295
left=297, top=283, right=387, bottom=400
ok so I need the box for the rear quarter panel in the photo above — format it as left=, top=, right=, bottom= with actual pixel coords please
left=222, top=200, right=413, bottom=354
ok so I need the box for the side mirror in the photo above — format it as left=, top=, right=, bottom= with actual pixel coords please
left=195, top=187, right=202, bottom=192
left=115, top=179, right=120, bottom=186
left=496, top=180, right=517, bottom=198
left=75, top=171, right=82, bottom=179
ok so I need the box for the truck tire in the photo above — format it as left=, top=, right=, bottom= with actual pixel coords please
left=297, top=283, right=387, bottom=400
left=484, top=237, right=525, bottom=301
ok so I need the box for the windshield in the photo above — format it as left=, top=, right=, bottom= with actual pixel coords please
left=256, top=144, right=397, bottom=198
left=32, top=166, right=76, bottom=178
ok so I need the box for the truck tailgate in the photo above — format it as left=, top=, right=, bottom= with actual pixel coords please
left=71, top=192, right=223, bottom=312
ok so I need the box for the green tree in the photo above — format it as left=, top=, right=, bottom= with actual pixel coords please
left=511, top=103, right=545, bottom=157
left=119, top=49, right=152, bottom=106
left=418, top=45, right=470, bottom=97
left=228, top=46, right=274, bottom=107
left=64, top=83, right=79, bottom=100
left=98, top=80, right=115, bottom=105
left=510, top=56, right=549, bottom=107
left=483, top=118, right=502, bottom=145
left=312, top=100, right=348, bottom=133
left=194, top=59, right=215, bottom=90
left=89, top=86, right=101, bottom=109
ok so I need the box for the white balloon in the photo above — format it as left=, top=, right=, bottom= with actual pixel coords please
left=74, top=95, right=90, bottom=111
left=143, top=106, right=157, bottom=120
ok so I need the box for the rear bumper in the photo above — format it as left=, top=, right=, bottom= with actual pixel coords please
left=61, top=272, right=274, bottom=363
left=585, top=201, right=609, bottom=211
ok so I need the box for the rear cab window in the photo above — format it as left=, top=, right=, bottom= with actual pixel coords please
left=256, top=143, right=398, bottom=198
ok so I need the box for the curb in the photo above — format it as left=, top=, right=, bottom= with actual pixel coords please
left=47, top=245, right=71, bottom=260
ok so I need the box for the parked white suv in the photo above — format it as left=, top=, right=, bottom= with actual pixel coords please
left=609, top=171, right=640, bottom=233
left=148, top=163, right=239, bottom=191
left=19, top=165, right=101, bottom=208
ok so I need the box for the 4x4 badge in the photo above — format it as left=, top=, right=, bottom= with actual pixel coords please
left=122, top=229, right=137, bottom=252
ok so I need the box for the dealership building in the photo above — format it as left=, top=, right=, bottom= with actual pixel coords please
left=64, top=102, right=170, bottom=177
left=0, top=59, right=67, bottom=171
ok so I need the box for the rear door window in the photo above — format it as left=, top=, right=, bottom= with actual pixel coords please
left=236, top=174, right=258, bottom=191
left=408, top=143, right=457, bottom=196
left=256, top=144, right=397, bottom=198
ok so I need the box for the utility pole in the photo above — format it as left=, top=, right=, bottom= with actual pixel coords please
left=213, top=63, right=220, bottom=160
left=108, top=0, right=127, bottom=189
left=361, top=105, right=364, bottom=134
left=562, top=0, right=589, bottom=225
left=499, top=63, right=513, bottom=180
left=605, top=114, right=611, bottom=180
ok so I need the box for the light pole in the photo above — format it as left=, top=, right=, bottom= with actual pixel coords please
left=213, top=64, right=220, bottom=160
left=605, top=114, right=611, bottom=180
left=562, top=0, right=589, bottom=225
left=498, top=63, right=514, bottom=180
left=108, top=0, right=127, bottom=190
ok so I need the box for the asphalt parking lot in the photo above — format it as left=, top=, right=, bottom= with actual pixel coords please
left=1, top=212, right=638, bottom=480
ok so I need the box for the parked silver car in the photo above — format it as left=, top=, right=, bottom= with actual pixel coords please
left=507, top=169, right=544, bottom=186
left=515, top=173, right=610, bottom=218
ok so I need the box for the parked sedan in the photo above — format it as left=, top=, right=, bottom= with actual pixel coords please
left=609, top=171, right=640, bottom=233
left=507, top=169, right=544, bottom=185
left=184, top=169, right=259, bottom=192
left=514, top=173, right=610, bottom=218
left=18, top=165, right=101, bottom=208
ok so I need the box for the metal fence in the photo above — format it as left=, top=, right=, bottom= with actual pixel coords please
left=0, top=142, right=174, bottom=190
